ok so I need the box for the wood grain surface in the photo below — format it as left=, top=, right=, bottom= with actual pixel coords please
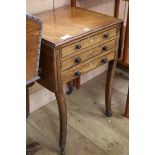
left=35, top=6, right=122, bottom=47
left=26, top=14, right=42, bottom=83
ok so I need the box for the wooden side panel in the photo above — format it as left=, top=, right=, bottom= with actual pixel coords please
left=26, top=31, right=40, bottom=80
left=26, top=14, right=42, bottom=82
left=35, top=7, right=122, bottom=46
left=37, top=43, right=57, bottom=92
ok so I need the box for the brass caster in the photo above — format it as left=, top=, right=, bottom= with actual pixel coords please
left=106, top=111, right=112, bottom=117
left=60, top=150, right=65, bottom=155
left=66, top=90, right=73, bottom=95
left=60, top=145, right=65, bottom=155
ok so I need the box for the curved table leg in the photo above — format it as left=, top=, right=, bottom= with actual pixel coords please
left=55, top=87, right=67, bottom=155
left=105, top=59, right=117, bottom=117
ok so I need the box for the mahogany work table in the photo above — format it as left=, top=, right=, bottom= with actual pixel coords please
left=35, top=6, right=122, bottom=155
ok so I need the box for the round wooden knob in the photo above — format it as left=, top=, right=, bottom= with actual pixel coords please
left=103, top=34, right=109, bottom=39
left=101, top=58, right=108, bottom=63
left=75, top=44, right=81, bottom=49
left=75, top=57, right=81, bottom=64
left=74, top=71, right=81, bottom=77
left=102, top=46, right=108, bottom=51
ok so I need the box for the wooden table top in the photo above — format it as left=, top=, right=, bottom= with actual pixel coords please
left=35, top=6, right=122, bottom=47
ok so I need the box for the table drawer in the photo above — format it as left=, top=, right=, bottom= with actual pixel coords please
left=61, top=39, right=116, bottom=71
left=62, top=52, right=115, bottom=83
left=61, top=28, right=117, bottom=58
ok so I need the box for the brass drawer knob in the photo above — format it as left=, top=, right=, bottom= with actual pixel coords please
left=103, top=34, right=109, bottom=39
left=102, top=46, right=108, bottom=51
left=101, top=58, right=108, bottom=63
left=75, top=57, right=81, bottom=64
left=74, top=71, right=81, bottom=77
left=75, top=44, right=81, bottom=49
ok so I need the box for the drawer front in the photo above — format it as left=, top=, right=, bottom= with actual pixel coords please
left=61, top=28, right=117, bottom=58
left=62, top=52, right=115, bottom=83
left=62, top=39, right=116, bottom=71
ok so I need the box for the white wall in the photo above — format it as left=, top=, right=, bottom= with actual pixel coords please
left=27, top=0, right=127, bottom=20
left=77, top=0, right=128, bottom=24
left=26, top=0, right=70, bottom=14
left=26, top=0, right=117, bottom=16
left=77, top=0, right=115, bottom=16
